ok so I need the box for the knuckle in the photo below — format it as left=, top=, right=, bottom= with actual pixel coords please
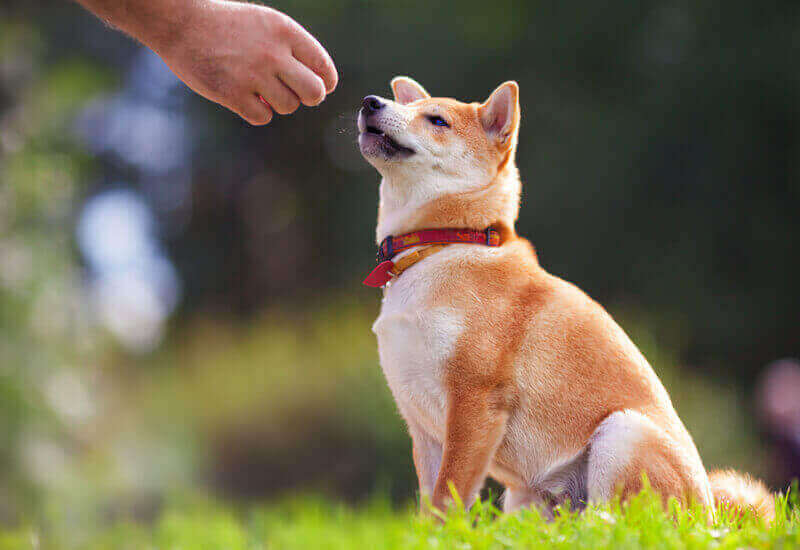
left=260, top=51, right=281, bottom=68
left=273, top=14, right=296, bottom=39
left=301, top=80, right=326, bottom=106
left=302, top=95, right=321, bottom=108
left=307, top=58, right=327, bottom=78
left=327, top=68, right=339, bottom=91
left=311, top=88, right=327, bottom=106
left=314, top=61, right=337, bottom=92
left=243, top=107, right=271, bottom=126
left=274, top=101, right=297, bottom=115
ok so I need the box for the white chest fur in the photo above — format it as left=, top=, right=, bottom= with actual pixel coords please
left=371, top=254, right=465, bottom=439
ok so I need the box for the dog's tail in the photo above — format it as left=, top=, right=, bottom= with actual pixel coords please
left=708, top=469, right=775, bottom=523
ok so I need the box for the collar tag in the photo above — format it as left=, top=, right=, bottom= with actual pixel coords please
left=363, top=260, right=395, bottom=287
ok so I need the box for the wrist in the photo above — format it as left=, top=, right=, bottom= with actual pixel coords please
left=136, top=0, right=211, bottom=55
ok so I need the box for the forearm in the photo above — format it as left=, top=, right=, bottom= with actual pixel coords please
left=74, top=0, right=206, bottom=52
left=73, top=0, right=337, bottom=125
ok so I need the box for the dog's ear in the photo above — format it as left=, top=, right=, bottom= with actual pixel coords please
left=478, top=81, right=520, bottom=150
left=391, top=77, right=430, bottom=105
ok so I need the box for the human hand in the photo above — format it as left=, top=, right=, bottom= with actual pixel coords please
left=151, top=0, right=338, bottom=125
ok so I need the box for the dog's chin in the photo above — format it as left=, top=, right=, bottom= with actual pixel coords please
left=358, top=132, right=414, bottom=163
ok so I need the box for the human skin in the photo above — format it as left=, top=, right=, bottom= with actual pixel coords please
left=75, top=0, right=338, bottom=125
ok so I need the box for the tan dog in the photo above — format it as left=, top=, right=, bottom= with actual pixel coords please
left=357, top=77, right=774, bottom=521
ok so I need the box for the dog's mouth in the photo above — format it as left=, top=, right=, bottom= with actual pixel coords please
left=364, top=125, right=411, bottom=152
left=358, top=113, right=415, bottom=158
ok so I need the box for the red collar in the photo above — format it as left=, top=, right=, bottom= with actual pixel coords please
left=364, top=228, right=501, bottom=288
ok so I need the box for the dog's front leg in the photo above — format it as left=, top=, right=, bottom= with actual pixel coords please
left=431, top=388, right=509, bottom=512
left=407, top=420, right=442, bottom=505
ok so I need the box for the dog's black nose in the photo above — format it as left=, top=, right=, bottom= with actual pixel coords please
left=362, top=95, right=385, bottom=113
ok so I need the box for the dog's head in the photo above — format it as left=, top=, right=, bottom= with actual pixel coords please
left=358, top=77, right=520, bottom=193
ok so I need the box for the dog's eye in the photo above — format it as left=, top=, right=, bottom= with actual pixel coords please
left=427, top=115, right=449, bottom=127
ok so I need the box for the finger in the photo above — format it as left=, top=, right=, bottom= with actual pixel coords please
left=279, top=57, right=327, bottom=107
left=258, top=77, right=301, bottom=115
left=238, top=93, right=274, bottom=126
left=287, top=25, right=338, bottom=93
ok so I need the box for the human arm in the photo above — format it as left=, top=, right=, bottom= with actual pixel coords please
left=74, top=0, right=338, bottom=125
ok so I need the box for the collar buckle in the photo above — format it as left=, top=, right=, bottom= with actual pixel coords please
left=377, top=236, right=394, bottom=263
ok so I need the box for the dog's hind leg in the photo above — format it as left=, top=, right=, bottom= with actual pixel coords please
left=586, top=410, right=712, bottom=508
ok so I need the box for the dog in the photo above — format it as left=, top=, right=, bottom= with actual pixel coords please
left=357, top=77, right=774, bottom=521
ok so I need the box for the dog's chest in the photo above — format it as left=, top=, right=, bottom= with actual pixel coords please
left=371, top=267, right=464, bottom=436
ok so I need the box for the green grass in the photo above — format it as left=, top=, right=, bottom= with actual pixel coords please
left=3, top=487, right=798, bottom=550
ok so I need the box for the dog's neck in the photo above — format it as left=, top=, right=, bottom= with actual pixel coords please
left=375, top=163, right=522, bottom=243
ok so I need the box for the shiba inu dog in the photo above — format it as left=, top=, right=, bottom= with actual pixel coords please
left=357, top=77, right=774, bottom=521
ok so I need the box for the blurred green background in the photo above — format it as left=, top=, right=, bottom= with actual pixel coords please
left=0, top=0, right=798, bottom=540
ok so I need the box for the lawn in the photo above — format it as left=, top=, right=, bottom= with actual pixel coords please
left=2, top=487, right=797, bottom=550
left=0, top=304, right=792, bottom=549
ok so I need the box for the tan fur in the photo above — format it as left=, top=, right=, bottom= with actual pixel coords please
left=709, top=470, right=776, bottom=523
left=359, top=78, right=774, bottom=521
